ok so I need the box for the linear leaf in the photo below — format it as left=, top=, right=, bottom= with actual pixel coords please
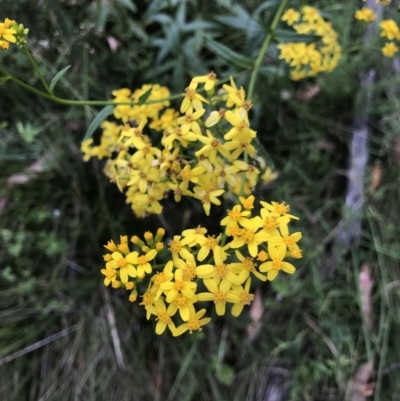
left=49, top=65, right=71, bottom=94
left=274, top=29, right=320, bottom=43
left=206, top=39, right=253, bottom=69
left=0, top=76, right=10, bottom=85
left=82, top=105, right=114, bottom=141
left=138, top=87, right=153, bottom=105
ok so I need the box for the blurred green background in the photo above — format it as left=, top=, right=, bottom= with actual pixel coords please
left=1, top=0, right=400, bottom=400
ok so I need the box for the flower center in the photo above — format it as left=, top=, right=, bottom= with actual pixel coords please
left=157, top=312, right=171, bottom=324
left=174, top=280, right=184, bottom=290
left=243, top=258, right=255, bottom=272
left=174, top=294, right=189, bottom=307
left=182, top=264, right=196, bottom=281
left=215, top=263, right=227, bottom=278
left=284, top=236, right=295, bottom=247
left=243, top=229, right=255, bottom=243
left=273, top=260, right=283, bottom=270
left=240, top=292, right=254, bottom=305
left=187, top=319, right=201, bottom=333
left=117, top=258, right=128, bottom=268
left=213, top=290, right=226, bottom=303
left=138, top=255, right=147, bottom=265
left=169, top=239, right=182, bottom=253
left=204, top=236, right=218, bottom=249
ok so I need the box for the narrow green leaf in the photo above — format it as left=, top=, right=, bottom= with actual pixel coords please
left=82, top=105, right=114, bottom=141
left=49, top=65, right=71, bottom=94
left=206, top=39, right=254, bottom=69
left=138, top=87, right=153, bottom=105
left=0, top=76, right=10, bottom=84
left=274, top=29, right=320, bottom=44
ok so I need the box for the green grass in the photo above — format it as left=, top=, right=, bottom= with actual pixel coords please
left=1, top=0, right=400, bottom=400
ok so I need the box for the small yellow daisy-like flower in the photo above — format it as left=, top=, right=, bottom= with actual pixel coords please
left=0, top=20, right=17, bottom=44
left=101, top=266, right=116, bottom=286
left=355, top=7, right=376, bottom=23
left=146, top=299, right=177, bottom=335
left=230, top=278, right=254, bottom=317
left=197, top=278, right=240, bottom=316
left=259, top=244, right=296, bottom=281
left=126, top=249, right=157, bottom=278
left=173, top=306, right=211, bottom=336
left=380, top=19, right=400, bottom=40
left=239, top=195, right=255, bottom=210
left=282, top=8, right=300, bottom=26
left=191, top=72, right=218, bottom=91
left=382, top=41, right=398, bottom=57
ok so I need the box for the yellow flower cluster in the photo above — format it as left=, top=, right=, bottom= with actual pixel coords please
left=355, top=2, right=400, bottom=57
left=81, top=74, right=277, bottom=217
left=380, top=20, right=400, bottom=57
left=354, top=7, right=377, bottom=23
left=101, top=196, right=303, bottom=336
left=278, top=6, right=342, bottom=81
left=0, top=18, right=28, bottom=50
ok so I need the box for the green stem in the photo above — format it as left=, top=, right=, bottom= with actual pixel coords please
left=239, top=152, right=248, bottom=197
left=247, top=0, right=289, bottom=101
left=23, top=44, right=51, bottom=93
left=0, top=67, right=234, bottom=108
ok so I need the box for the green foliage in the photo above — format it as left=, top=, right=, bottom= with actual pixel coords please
left=1, top=0, right=400, bottom=400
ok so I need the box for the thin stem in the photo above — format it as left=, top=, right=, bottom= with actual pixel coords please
left=239, top=152, right=249, bottom=197
left=23, top=44, right=51, bottom=93
left=247, top=0, right=289, bottom=101
left=0, top=67, right=234, bottom=108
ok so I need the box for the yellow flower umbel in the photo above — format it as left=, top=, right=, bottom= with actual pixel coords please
left=278, top=6, right=341, bottom=80
left=100, top=196, right=303, bottom=335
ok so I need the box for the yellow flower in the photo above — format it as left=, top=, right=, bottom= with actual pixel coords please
left=205, top=108, right=226, bottom=127
left=160, top=268, right=197, bottom=305
left=239, top=195, right=255, bottom=210
left=282, top=8, right=300, bottom=26
left=151, top=261, right=174, bottom=299
left=220, top=205, right=251, bottom=228
left=224, top=109, right=256, bottom=141
left=146, top=299, right=177, bottom=335
left=180, top=81, right=209, bottom=114
left=267, top=221, right=302, bottom=249
left=173, top=306, right=211, bottom=336
left=191, top=72, right=218, bottom=91
left=195, top=129, right=231, bottom=163
left=168, top=235, right=195, bottom=264
left=382, top=41, right=398, bottom=57
left=259, top=244, right=296, bottom=281
left=380, top=20, right=400, bottom=40
left=196, top=248, right=242, bottom=287
left=0, top=21, right=16, bottom=43
left=260, top=201, right=299, bottom=220
left=230, top=250, right=267, bottom=282
left=108, top=251, right=137, bottom=283
left=192, top=186, right=225, bottom=216
left=177, top=107, right=205, bottom=136
left=196, top=234, right=224, bottom=262
left=355, top=7, right=376, bottom=23
left=101, top=266, right=116, bottom=286
left=125, top=249, right=157, bottom=278
left=181, top=226, right=208, bottom=247
left=197, top=278, right=240, bottom=315
left=229, top=222, right=269, bottom=258
left=230, top=278, right=254, bottom=317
